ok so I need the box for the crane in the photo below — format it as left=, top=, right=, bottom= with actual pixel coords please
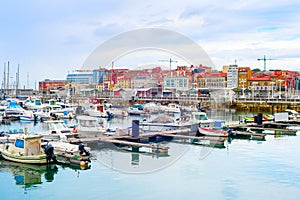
left=257, top=55, right=275, bottom=72
left=158, top=58, right=178, bottom=76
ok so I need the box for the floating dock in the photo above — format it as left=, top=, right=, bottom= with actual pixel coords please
left=227, top=123, right=297, bottom=136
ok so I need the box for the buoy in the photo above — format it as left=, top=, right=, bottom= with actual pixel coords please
left=80, top=161, right=86, bottom=168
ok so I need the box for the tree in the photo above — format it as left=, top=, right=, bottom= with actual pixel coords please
left=252, top=68, right=261, bottom=72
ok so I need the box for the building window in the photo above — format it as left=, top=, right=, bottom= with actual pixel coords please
left=179, top=79, right=183, bottom=87
left=171, top=79, right=175, bottom=87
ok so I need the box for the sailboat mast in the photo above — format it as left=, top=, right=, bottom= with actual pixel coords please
left=7, top=61, right=9, bottom=90
left=15, top=64, right=20, bottom=96
left=3, top=62, right=6, bottom=91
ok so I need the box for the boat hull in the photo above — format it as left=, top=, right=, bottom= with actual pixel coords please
left=197, top=127, right=228, bottom=137
left=0, top=149, right=48, bottom=164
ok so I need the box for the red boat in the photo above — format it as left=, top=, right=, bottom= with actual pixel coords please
left=197, top=127, right=228, bottom=137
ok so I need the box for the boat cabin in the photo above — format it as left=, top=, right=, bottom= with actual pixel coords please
left=11, top=135, right=43, bottom=157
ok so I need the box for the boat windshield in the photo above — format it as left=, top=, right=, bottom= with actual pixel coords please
left=49, top=123, right=68, bottom=130
left=195, top=114, right=208, bottom=120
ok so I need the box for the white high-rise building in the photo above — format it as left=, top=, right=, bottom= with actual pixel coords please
left=227, top=65, right=238, bottom=88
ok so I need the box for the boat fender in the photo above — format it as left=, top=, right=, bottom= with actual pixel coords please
left=73, top=126, right=78, bottom=133
left=80, top=161, right=86, bottom=168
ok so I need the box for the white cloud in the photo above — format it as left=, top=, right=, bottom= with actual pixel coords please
left=1, top=0, right=300, bottom=88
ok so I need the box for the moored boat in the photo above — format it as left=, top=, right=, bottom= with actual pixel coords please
left=39, top=120, right=78, bottom=142
left=0, top=133, right=56, bottom=164
left=44, top=141, right=91, bottom=167
left=76, top=115, right=107, bottom=137
left=164, top=103, right=181, bottom=114
left=197, top=127, right=228, bottom=137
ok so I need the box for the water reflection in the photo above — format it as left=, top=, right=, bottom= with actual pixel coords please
left=0, top=159, right=91, bottom=191
left=0, top=160, right=58, bottom=189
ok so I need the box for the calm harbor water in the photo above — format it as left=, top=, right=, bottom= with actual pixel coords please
left=1, top=110, right=300, bottom=200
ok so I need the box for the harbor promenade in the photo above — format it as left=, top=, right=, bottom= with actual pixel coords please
left=65, top=94, right=300, bottom=113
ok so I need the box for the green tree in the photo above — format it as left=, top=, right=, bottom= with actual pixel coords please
left=252, top=68, right=261, bottom=72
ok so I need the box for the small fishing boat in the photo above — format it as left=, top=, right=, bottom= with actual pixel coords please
left=44, top=141, right=91, bottom=167
left=85, top=104, right=113, bottom=118
left=127, top=107, right=148, bottom=115
left=285, top=109, right=300, bottom=120
left=189, top=112, right=215, bottom=127
left=19, top=110, right=39, bottom=122
left=0, top=133, right=56, bottom=164
left=197, top=127, right=228, bottom=137
left=164, top=103, right=181, bottom=114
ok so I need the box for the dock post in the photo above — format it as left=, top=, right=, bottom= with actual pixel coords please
left=257, top=113, right=263, bottom=125
left=132, top=120, right=139, bottom=138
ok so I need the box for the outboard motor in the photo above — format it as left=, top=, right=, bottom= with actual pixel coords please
left=79, top=143, right=90, bottom=156
left=44, top=143, right=57, bottom=163
left=106, top=111, right=114, bottom=120
left=50, top=112, right=58, bottom=120
left=227, top=129, right=236, bottom=137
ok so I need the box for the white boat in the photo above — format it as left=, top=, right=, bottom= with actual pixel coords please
left=44, top=141, right=91, bottom=166
left=127, top=107, right=148, bottom=115
left=39, top=120, right=77, bottom=142
left=3, top=101, right=25, bottom=120
left=181, top=105, right=198, bottom=113
left=0, top=134, right=56, bottom=164
left=140, top=114, right=199, bottom=132
left=107, top=108, right=128, bottom=117
left=19, top=110, right=39, bottom=122
left=197, top=127, right=228, bottom=137
left=189, top=112, right=215, bottom=127
left=85, top=104, right=113, bottom=118
left=143, top=102, right=166, bottom=114
left=75, top=115, right=107, bottom=137
left=35, top=104, right=73, bottom=121
left=164, top=103, right=181, bottom=114
left=285, top=109, right=300, bottom=120
left=24, top=97, right=43, bottom=110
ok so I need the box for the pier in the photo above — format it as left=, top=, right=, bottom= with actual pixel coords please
left=70, top=127, right=228, bottom=151
left=68, top=95, right=300, bottom=112
left=227, top=123, right=298, bottom=136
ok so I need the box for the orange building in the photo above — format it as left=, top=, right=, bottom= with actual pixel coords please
left=238, top=67, right=252, bottom=88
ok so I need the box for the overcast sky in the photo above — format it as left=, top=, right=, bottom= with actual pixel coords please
left=1, top=0, right=300, bottom=88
